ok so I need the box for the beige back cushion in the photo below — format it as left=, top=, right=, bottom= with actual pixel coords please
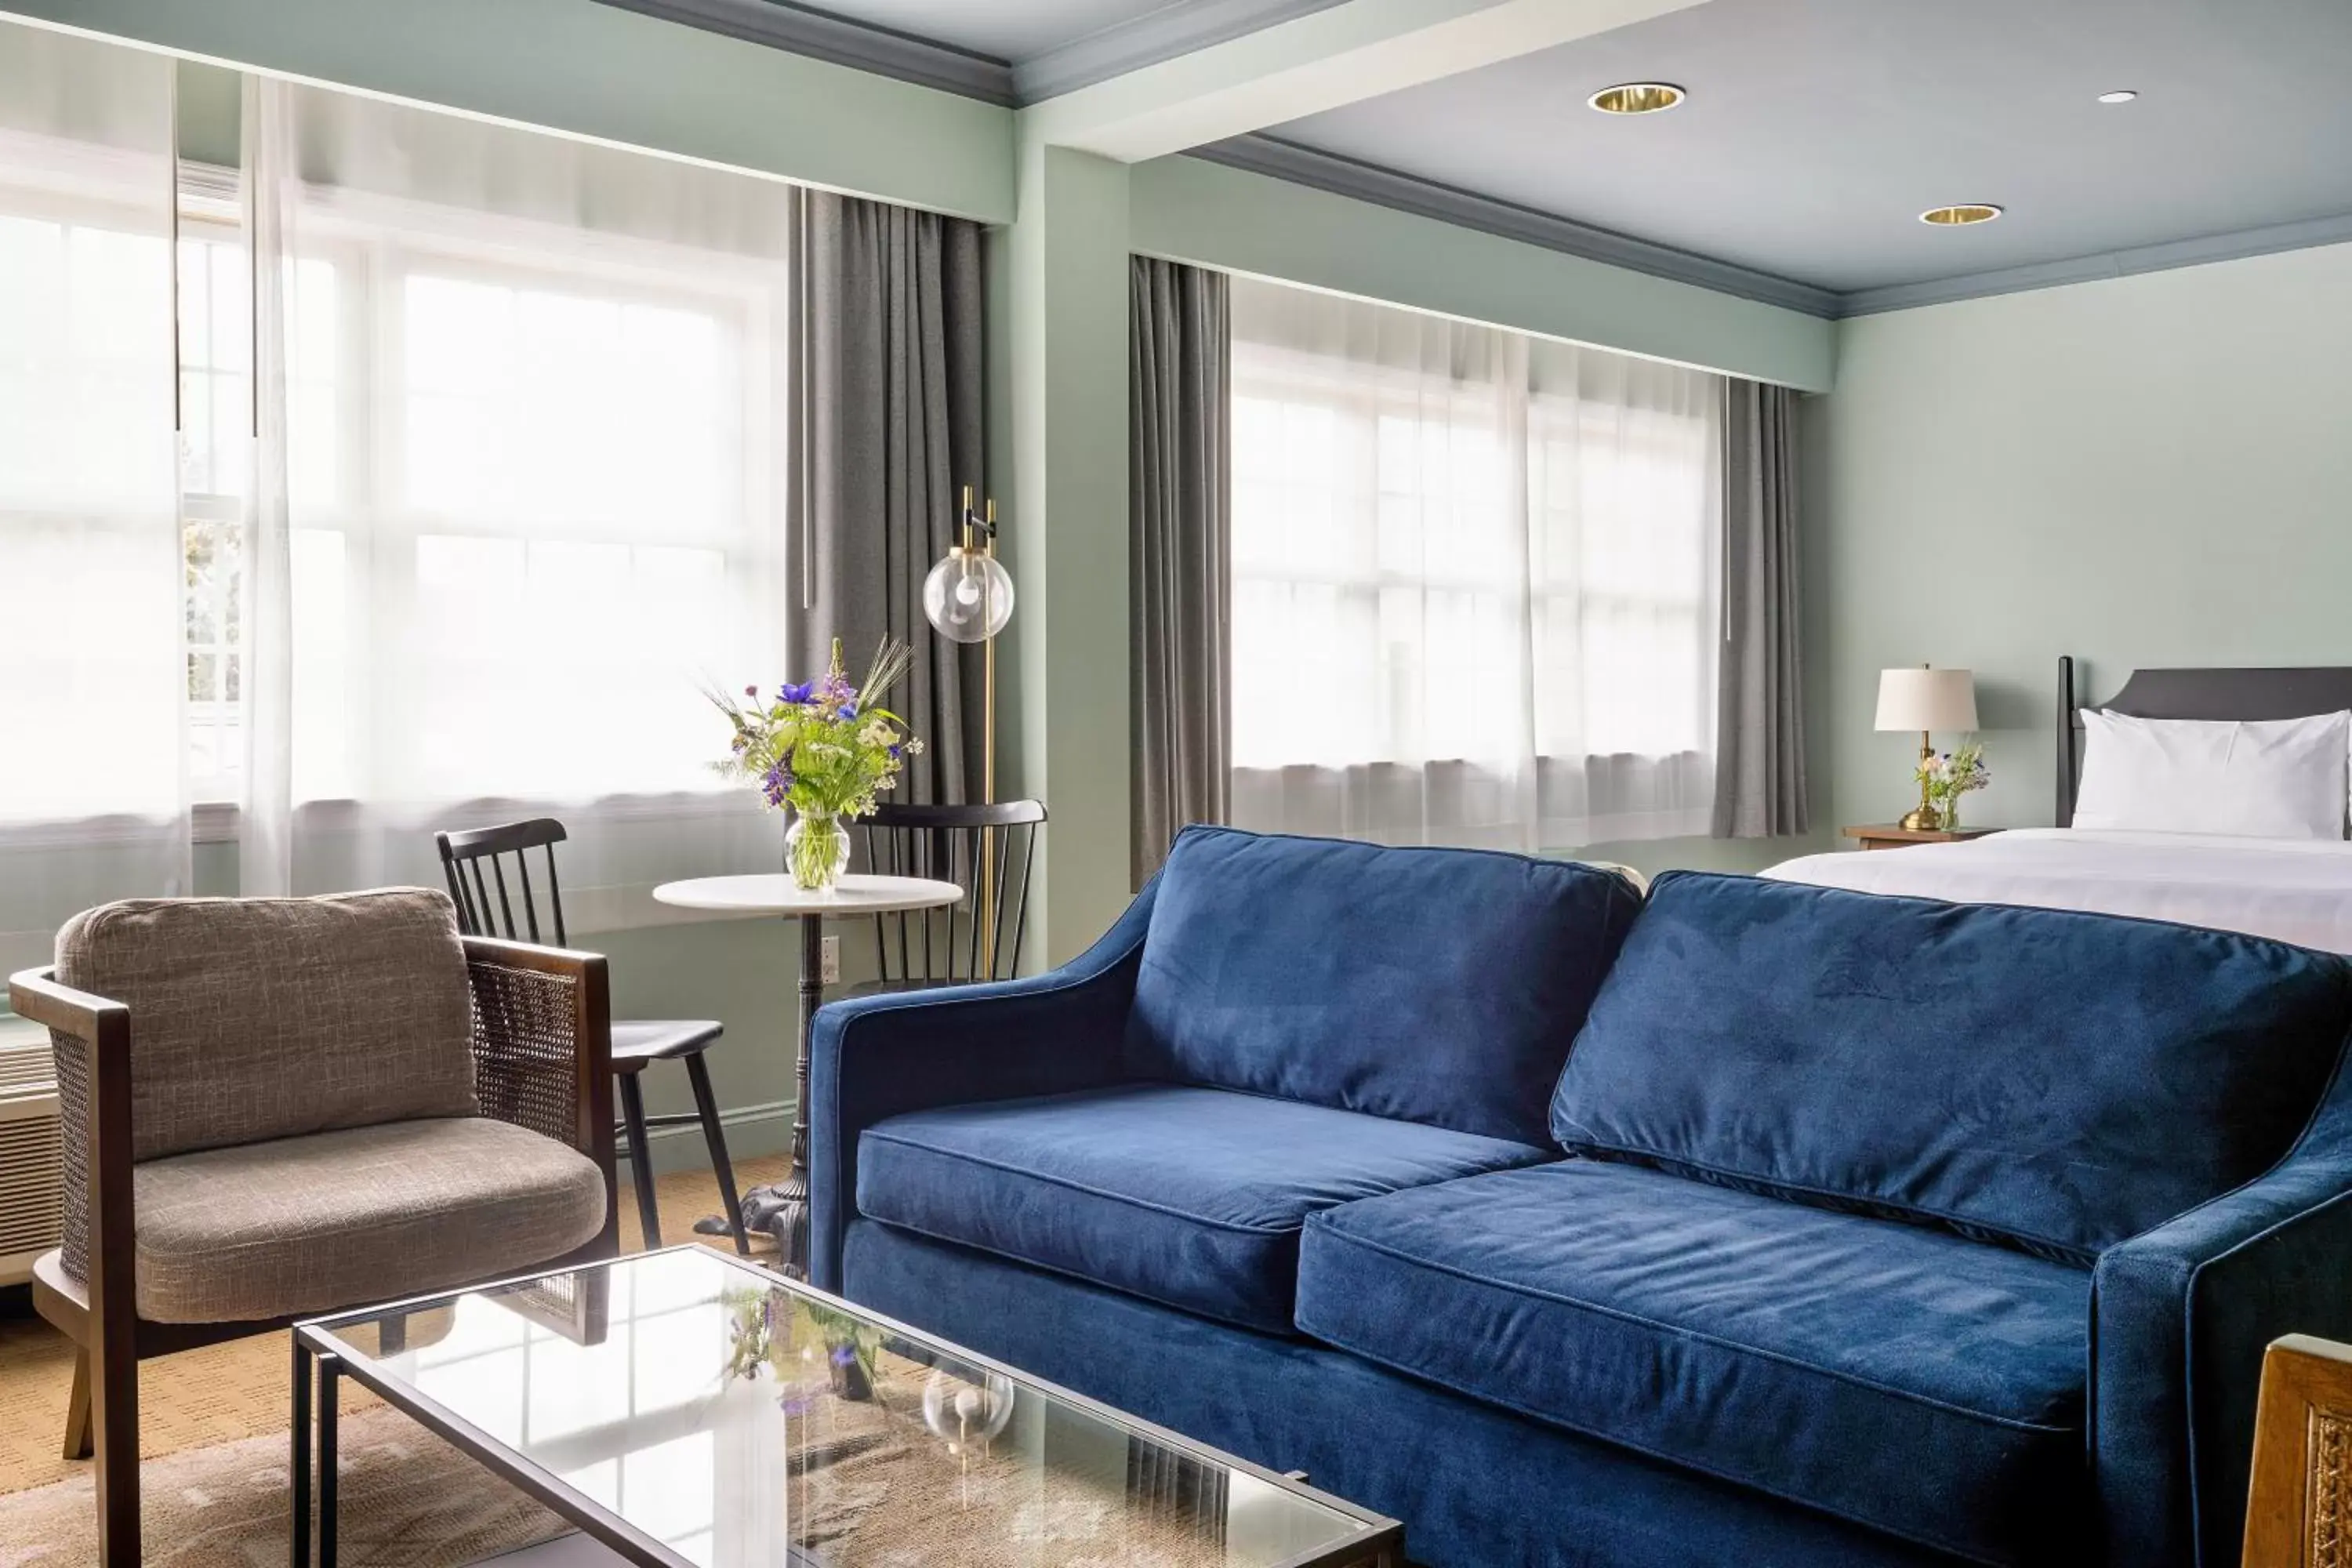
left=55, top=888, right=478, bottom=1162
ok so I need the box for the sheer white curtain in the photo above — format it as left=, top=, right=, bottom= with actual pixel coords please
left=243, top=82, right=795, bottom=927
left=1229, top=278, right=1722, bottom=851
left=0, top=24, right=187, bottom=974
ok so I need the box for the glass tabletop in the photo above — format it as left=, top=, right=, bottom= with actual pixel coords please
left=300, top=1247, right=1394, bottom=1568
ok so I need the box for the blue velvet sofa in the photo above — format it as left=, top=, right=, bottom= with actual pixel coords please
left=809, top=826, right=2352, bottom=1568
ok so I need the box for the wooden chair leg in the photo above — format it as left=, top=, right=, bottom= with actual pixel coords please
left=616, top=1073, right=661, bottom=1250
left=684, top=1052, right=750, bottom=1256
left=89, top=1333, right=140, bottom=1567
left=63, top=1347, right=93, bottom=1461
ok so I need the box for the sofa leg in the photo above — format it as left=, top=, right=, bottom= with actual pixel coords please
left=63, top=1348, right=93, bottom=1461
left=89, top=1341, right=140, bottom=1566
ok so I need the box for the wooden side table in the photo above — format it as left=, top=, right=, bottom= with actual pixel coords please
left=1842, top=824, right=2002, bottom=851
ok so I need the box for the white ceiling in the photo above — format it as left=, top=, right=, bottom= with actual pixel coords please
left=1255, top=0, right=2352, bottom=302
left=616, top=0, right=2352, bottom=314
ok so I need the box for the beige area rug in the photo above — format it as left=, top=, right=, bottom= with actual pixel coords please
left=0, top=1403, right=567, bottom=1566
left=0, top=1159, right=788, bottom=1498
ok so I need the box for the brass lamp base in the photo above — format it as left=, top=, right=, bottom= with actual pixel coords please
left=1898, top=729, right=1942, bottom=832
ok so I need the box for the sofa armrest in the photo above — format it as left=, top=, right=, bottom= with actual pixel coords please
left=463, top=937, right=619, bottom=1258
left=808, top=880, right=1158, bottom=1292
left=2093, top=1085, right=2352, bottom=1568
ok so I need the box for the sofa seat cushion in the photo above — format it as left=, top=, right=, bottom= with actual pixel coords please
left=1554, top=873, right=2352, bottom=1265
left=857, top=1084, right=1552, bottom=1334
left=1295, top=1160, right=2092, bottom=1566
left=1127, top=826, right=1643, bottom=1143
left=129, top=1117, right=608, bottom=1323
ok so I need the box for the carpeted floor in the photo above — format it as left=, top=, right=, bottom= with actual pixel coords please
left=0, top=1153, right=787, bottom=1502
left=0, top=1403, right=572, bottom=1566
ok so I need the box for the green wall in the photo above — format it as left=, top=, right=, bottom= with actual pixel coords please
left=1809, top=239, right=2352, bottom=837
left=3, top=0, right=1015, bottom=221
left=1130, top=155, right=1837, bottom=394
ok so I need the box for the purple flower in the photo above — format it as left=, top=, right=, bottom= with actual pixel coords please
left=837, top=704, right=858, bottom=721
left=829, top=1344, right=857, bottom=1367
left=887, top=744, right=902, bottom=760
left=761, top=762, right=793, bottom=808
left=743, top=684, right=758, bottom=699
left=778, top=681, right=816, bottom=705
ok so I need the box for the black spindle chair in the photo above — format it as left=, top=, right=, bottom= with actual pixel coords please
left=850, top=800, right=1045, bottom=991
left=434, top=818, right=749, bottom=1255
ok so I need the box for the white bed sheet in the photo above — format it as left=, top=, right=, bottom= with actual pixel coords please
left=1764, top=829, right=2352, bottom=954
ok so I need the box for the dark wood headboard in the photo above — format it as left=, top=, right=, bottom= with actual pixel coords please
left=2056, top=656, right=2352, bottom=824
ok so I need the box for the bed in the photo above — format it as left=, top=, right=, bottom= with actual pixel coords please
left=1766, top=658, right=2352, bottom=953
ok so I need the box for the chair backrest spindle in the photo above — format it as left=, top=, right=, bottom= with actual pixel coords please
left=854, top=800, right=1046, bottom=989
left=434, top=818, right=573, bottom=946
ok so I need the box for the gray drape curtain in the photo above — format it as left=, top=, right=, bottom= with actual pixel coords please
left=1713, top=379, right=1809, bottom=838
left=789, top=188, right=987, bottom=803
left=1130, top=257, right=1232, bottom=887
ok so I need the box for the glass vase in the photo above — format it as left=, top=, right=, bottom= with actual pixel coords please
left=785, top=809, right=851, bottom=894
left=1941, top=797, right=1961, bottom=831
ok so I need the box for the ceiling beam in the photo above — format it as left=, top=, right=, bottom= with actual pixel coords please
left=1021, top=0, right=1712, bottom=163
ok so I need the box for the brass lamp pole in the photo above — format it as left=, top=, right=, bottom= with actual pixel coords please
left=924, top=487, right=1015, bottom=949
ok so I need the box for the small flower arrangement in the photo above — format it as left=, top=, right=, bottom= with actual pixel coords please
left=709, top=638, right=923, bottom=891
left=1917, top=737, right=1990, bottom=829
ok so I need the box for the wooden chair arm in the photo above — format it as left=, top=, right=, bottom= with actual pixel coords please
left=2245, top=1334, right=2352, bottom=1566
left=460, top=938, right=617, bottom=1258
left=8, top=966, right=129, bottom=1047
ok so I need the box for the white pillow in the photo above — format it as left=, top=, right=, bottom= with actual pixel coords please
left=2073, top=709, right=2350, bottom=839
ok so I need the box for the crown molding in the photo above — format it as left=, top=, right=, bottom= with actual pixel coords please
left=1192, top=134, right=1842, bottom=318
left=590, top=0, right=1015, bottom=105
left=1014, top=0, right=1351, bottom=103
left=1838, top=209, right=2352, bottom=317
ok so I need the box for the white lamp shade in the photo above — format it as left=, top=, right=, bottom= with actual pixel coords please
left=1875, top=667, right=1978, bottom=733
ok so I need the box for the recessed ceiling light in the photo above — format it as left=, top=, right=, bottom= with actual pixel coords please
left=1588, top=82, right=1686, bottom=115
left=2097, top=89, right=2139, bottom=104
left=1919, top=204, right=2004, bottom=227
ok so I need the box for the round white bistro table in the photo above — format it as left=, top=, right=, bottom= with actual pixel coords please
left=651, top=873, right=962, bottom=1276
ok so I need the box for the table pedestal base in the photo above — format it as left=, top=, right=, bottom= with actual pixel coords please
left=695, top=1181, right=807, bottom=1278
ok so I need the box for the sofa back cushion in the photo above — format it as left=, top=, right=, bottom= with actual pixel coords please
left=1127, top=826, right=1644, bottom=1143
left=1550, top=873, right=2352, bottom=1262
left=56, top=888, right=479, bottom=1162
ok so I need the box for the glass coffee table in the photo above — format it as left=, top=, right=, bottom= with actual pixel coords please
left=290, top=1246, right=1402, bottom=1567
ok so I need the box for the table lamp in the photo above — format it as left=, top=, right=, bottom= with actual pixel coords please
left=1875, top=666, right=1978, bottom=831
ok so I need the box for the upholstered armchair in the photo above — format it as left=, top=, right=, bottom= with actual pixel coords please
left=5, top=888, right=619, bottom=1568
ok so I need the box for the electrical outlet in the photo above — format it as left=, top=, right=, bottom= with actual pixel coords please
left=820, top=935, right=841, bottom=985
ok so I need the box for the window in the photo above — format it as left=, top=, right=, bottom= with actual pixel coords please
left=272, top=232, right=768, bottom=808
left=1229, top=277, right=1722, bottom=851
left=178, top=198, right=251, bottom=803
left=0, top=154, right=180, bottom=826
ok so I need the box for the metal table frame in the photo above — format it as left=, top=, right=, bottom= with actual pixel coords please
left=289, top=1245, right=1404, bottom=1568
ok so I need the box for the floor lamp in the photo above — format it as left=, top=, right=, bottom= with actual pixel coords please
left=923, top=486, right=1014, bottom=946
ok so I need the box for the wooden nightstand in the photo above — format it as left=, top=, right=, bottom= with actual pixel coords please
left=1843, top=824, right=2002, bottom=851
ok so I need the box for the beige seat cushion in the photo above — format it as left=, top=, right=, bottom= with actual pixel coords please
left=130, top=1117, right=607, bottom=1323
left=56, top=888, right=478, bottom=1163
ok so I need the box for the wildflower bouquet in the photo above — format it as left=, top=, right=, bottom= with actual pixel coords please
left=709, top=637, right=924, bottom=891
left=1918, top=737, right=1990, bottom=829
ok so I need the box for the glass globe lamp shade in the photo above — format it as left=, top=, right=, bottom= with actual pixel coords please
left=922, top=547, right=1014, bottom=644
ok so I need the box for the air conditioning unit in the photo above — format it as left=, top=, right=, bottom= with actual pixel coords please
left=0, top=1030, right=61, bottom=1287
